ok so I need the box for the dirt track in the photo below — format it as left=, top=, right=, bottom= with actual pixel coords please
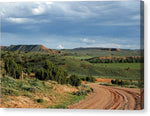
left=68, top=83, right=143, bottom=110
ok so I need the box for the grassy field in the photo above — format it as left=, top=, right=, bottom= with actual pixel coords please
left=94, top=63, right=142, bottom=70
left=65, top=55, right=93, bottom=60
left=62, top=49, right=140, bottom=57
left=62, top=57, right=142, bottom=80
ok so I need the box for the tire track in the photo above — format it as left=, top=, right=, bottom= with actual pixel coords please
left=68, top=83, right=142, bottom=110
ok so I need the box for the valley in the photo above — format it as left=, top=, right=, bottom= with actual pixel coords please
left=0, top=45, right=144, bottom=109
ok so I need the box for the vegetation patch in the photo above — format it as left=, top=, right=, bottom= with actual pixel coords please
left=36, top=98, right=44, bottom=103
left=2, top=87, right=20, bottom=96
left=99, top=79, right=144, bottom=88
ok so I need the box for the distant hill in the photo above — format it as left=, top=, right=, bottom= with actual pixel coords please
left=1, top=45, right=57, bottom=53
left=0, top=46, right=8, bottom=50
left=1, top=45, right=140, bottom=56
left=74, top=47, right=121, bottom=51
left=61, top=47, right=140, bottom=57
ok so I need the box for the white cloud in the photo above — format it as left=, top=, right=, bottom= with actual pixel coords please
left=85, top=43, right=139, bottom=49
left=81, top=38, right=95, bottom=43
left=6, top=17, right=33, bottom=24
left=57, top=45, right=64, bottom=49
left=46, top=2, right=53, bottom=5
left=6, top=17, right=50, bottom=24
left=32, top=6, right=45, bottom=15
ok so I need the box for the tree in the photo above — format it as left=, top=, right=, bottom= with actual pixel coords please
left=44, top=60, right=54, bottom=70
left=69, top=75, right=81, bottom=86
left=4, top=58, right=22, bottom=79
left=35, top=60, right=68, bottom=85
left=86, top=76, right=96, bottom=82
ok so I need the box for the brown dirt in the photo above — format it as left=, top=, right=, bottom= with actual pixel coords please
left=68, top=83, right=143, bottom=110
left=1, top=96, right=38, bottom=108
left=41, top=45, right=49, bottom=50
left=41, top=45, right=57, bottom=53
left=96, top=78, right=112, bottom=82
left=53, top=84, right=78, bottom=93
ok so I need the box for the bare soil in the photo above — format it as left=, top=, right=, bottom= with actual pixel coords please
left=68, top=83, right=143, bottom=110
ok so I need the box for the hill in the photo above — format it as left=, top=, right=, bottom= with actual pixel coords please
left=0, top=46, right=8, bottom=50
left=61, top=47, right=140, bottom=57
left=1, top=45, right=57, bottom=53
left=73, top=47, right=121, bottom=51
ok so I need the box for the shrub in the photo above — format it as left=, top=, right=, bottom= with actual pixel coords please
left=2, top=87, right=20, bottom=96
left=21, top=85, right=37, bottom=93
left=68, top=75, right=81, bottom=86
left=2, top=77, right=17, bottom=88
left=73, top=87, right=93, bottom=96
left=111, top=79, right=116, bottom=84
left=85, top=76, right=96, bottom=82
left=73, top=91, right=87, bottom=96
left=36, top=98, right=44, bottom=103
left=48, top=104, right=66, bottom=109
left=23, top=91, right=32, bottom=98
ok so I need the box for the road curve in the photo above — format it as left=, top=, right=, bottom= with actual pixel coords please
left=68, top=83, right=143, bottom=110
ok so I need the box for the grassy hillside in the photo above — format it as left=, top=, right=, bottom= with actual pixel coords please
left=61, top=48, right=140, bottom=57
left=2, top=45, right=57, bottom=53
left=1, top=50, right=143, bottom=80
left=1, top=76, right=93, bottom=108
left=63, top=57, right=142, bottom=80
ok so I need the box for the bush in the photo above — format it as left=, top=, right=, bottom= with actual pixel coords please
left=68, top=75, right=81, bottom=86
left=2, top=77, right=17, bottom=88
left=73, top=86, right=93, bottom=96
left=29, top=79, right=43, bottom=87
left=111, top=79, right=116, bottom=84
left=110, top=79, right=140, bottom=88
left=48, top=104, right=66, bottom=109
left=85, top=76, right=96, bottom=82
left=73, top=91, right=87, bottom=96
left=21, top=85, right=37, bottom=93
left=23, top=91, right=32, bottom=98
left=2, top=87, right=20, bottom=96
left=36, top=98, right=44, bottom=103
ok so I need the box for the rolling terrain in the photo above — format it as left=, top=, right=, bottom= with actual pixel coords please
left=0, top=44, right=144, bottom=109
left=0, top=45, right=57, bottom=53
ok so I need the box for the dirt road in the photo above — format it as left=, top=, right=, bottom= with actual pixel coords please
left=68, top=83, right=143, bottom=110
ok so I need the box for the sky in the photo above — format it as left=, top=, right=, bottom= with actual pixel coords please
left=0, top=1, right=141, bottom=49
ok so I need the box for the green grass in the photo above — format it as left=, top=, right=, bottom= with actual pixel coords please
left=63, top=58, right=142, bottom=80
left=94, top=63, right=142, bottom=70
left=47, top=84, right=92, bottom=109
left=62, top=49, right=140, bottom=57
left=47, top=94, right=85, bottom=109
left=99, top=80, right=142, bottom=88
left=66, top=55, right=93, bottom=60
left=2, top=87, right=20, bottom=96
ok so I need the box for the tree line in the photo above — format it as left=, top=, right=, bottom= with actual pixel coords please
left=4, top=58, right=81, bottom=86
left=35, top=60, right=81, bottom=86
left=85, top=57, right=143, bottom=63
